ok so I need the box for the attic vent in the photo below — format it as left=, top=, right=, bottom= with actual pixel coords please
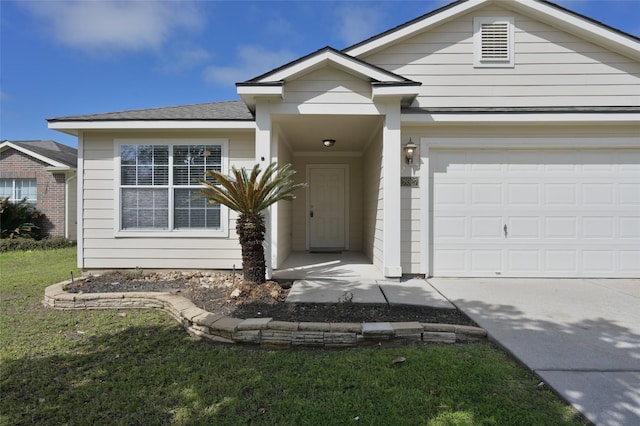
left=480, top=22, right=509, bottom=59
left=474, top=17, right=514, bottom=67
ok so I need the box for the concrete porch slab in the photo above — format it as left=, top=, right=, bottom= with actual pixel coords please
left=286, top=278, right=457, bottom=310
left=273, top=251, right=382, bottom=280
left=285, top=279, right=387, bottom=304
left=378, top=279, right=455, bottom=309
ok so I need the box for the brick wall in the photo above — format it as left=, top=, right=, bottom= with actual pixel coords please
left=0, top=149, right=68, bottom=237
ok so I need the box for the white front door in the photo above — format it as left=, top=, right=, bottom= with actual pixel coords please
left=308, top=166, right=347, bottom=250
left=432, top=148, right=640, bottom=277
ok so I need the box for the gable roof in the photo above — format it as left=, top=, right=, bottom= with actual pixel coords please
left=344, top=0, right=640, bottom=60
left=237, top=46, right=421, bottom=111
left=48, top=100, right=253, bottom=122
left=0, top=140, right=77, bottom=168
left=241, top=46, right=417, bottom=84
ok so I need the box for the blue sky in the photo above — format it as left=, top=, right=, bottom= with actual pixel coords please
left=2, top=0, right=639, bottom=148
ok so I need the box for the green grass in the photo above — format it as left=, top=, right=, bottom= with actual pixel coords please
left=0, top=248, right=584, bottom=425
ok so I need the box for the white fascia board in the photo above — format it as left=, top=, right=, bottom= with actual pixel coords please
left=0, top=141, right=68, bottom=168
left=236, top=85, right=283, bottom=97
left=402, top=112, right=640, bottom=124
left=372, top=85, right=420, bottom=99
left=48, top=120, right=256, bottom=133
left=346, top=0, right=486, bottom=57
left=509, top=0, right=640, bottom=60
left=259, top=50, right=405, bottom=83
left=45, top=166, right=76, bottom=173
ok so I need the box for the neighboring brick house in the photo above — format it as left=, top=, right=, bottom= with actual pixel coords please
left=0, top=140, right=77, bottom=240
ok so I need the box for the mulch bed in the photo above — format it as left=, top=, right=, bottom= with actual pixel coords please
left=64, top=270, right=476, bottom=326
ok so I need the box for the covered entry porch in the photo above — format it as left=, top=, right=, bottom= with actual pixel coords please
left=265, top=111, right=404, bottom=280
left=237, top=47, right=420, bottom=279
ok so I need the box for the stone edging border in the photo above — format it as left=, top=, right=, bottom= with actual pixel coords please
left=44, top=280, right=487, bottom=348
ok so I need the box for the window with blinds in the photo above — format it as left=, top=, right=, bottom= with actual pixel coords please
left=474, top=17, right=514, bottom=67
left=0, top=178, right=37, bottom=205
left=118, top=141, right=227, bottom=234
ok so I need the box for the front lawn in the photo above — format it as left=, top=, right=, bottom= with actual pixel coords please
left=0, top=248, right=584, bottom=425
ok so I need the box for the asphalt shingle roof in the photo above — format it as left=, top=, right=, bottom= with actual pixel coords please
left=6, top=140, right=77, bottom=168
left=48, top=100, right=254, bottom=122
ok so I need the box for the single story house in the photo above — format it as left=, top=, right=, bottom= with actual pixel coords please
left=49, top=0, right=639, bottom=278
left=0, top=140, right=78, bottom=240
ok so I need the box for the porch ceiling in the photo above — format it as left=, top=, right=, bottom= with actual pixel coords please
left=275, top=114, right=382, bottom=153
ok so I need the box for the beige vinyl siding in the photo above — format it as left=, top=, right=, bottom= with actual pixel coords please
left=81, top=131, right=254, bottom=270
left=283, top=67, right=372, bottom=106
left=362, top=130, right=384, bottom=270
left=363, top=6, right=640, bottom=107
left=400, top=134, right=423, bottom=273
left=290, top=156, right=363, bottom=252
left=401, top=186, right=422, bottom=273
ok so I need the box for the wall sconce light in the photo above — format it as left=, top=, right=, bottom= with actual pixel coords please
left=404, top=138, right=417, bottom=164
left=323, top=139, right=336, bottom=147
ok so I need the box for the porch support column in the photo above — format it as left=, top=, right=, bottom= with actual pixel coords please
left=382, top=102, right=402, bottom=277
left=255, top=101, right=274, bottom=279
left=419, top=141, right=430, bottom=276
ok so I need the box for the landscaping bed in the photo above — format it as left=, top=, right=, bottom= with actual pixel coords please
left=64, top=270, right=476, bottom=326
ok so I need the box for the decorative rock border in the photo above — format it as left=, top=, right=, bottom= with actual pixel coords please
left=44, top=280, right=487, bottom=348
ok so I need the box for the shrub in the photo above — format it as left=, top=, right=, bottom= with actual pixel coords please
left=0, top=236, right=75, bottom=253
left=0, top=197, right=45, bottom=239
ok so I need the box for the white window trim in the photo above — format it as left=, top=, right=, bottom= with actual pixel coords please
left=474, top=17, right=515, bottom=68
left=0, top=178, right=37, bottom=205
left=114, top=138, right=229, bottom=238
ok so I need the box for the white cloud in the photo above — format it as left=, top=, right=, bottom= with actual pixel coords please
left=157, top=45, right=212, bottom=74
left=335, top=6, right=384, bottom=46
left=203, top=45, right=297, bottom=85
left=23, top=1, right=203, bottom=53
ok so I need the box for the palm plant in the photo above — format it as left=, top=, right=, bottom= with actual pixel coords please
left=199, top=163, right=306, bottom=284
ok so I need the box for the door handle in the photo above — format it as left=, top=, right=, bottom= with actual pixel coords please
left=310, top=210, right=314, bottom=218
left=503, top=224, right=508, bottom=238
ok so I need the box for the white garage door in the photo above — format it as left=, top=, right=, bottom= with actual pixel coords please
left=432, top=149, right=640, bottom=277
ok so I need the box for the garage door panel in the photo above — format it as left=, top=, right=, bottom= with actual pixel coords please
left=545, top=183, right=578, bottom=205
left=471, top=183, right=502, bottom=205
left=434, top=250, right=466, bottom=273
left=434, top=216, right=466, bottom=238
left=470, top=216, right=502, bottom=238
left=544, top=250, right=578, bottom=273
left=434, top=183, right=466, bottom=205
left=620, top=251, right=640, bottom=272
left=507, top=183, right=539, bottom=205
left=619, top=183, right=640, bottom=205
left=620, top=217, right=640, bottom=238
left=508, top=250, right=540, bottom=272
left=432, top=148, right=639, bottom=278
left=583, top=251, right=615, bottom=273
left=545, top=217, right=578, bottom=238
left=471, top=250, right=502, bottom=272
left=582, top=217, right=614, bottom=238
left=583, top=183, right=614, bottom=205
left=507, top=216, right=540, bottom=238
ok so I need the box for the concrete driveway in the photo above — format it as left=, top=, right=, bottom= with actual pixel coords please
left=427, top=278, right=640, bottom=426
